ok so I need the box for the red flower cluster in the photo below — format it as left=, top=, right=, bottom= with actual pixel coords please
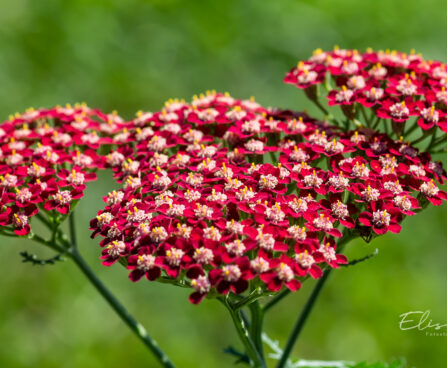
left=285, top=47, right=447, bottom=134
left=90, top=91, right=446, bottom=304
left=0, top=104, right=128, bottom=235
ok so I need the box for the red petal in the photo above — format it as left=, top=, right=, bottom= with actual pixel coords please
left=285, top=279, right=301, bottom=292
left=189, top=292, right=206, bottom=305
left=129, top=270, right=144, bottom=282
left=388, top=223, right=402, bottom=234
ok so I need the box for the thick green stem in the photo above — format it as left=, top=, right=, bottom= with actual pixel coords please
left=225, top=298, right=265, bottom=368
left=276, top=233, right=356, bottom=368
left=276, top=269, right=332, bottom=368
left=68, top=212, right=77, bottom=247
left=249, top=301, right=265, bottom=363
left=68, top=247, right=176, bottom=368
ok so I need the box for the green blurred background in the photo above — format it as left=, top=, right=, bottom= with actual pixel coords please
left=0, top=0, right=446, bottom=367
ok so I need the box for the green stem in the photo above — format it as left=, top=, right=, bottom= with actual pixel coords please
left=431, top=134, right=447, bottom=148
left=404, top=119, right=419, bottom=137
left=249, top=301, right=265, bottom=363
left=341, top=248, right=378, bottom=268
left=31, top=232, right=67, bottom=254
left=32, top=213, right=176, bottom=368
left=36, top=212, right=51, bottom=228
left=276, top=233, right=355, bottom=368
left=262, top=289, right=290, bottom=313
left=69, top=212, right=77, bottom=247
left=384, top=120, right=390, bottom=136
left=224, top=298, right=265, bottom=368
left=411, top=133, right=429, bottom=145
left=430, top=147, right=447, bottom=154
left=276, top=270, right=332, bottom=368
left=359, top=105, right=371, bottom=127
left=35, top=213, right=71, bottom=250
left=343, top=118, right=351, bottom=133
left=262, top=275, right=312, bottom=313
left=241, top=309, right=251, bottom=329
left=310, top=98, right=329, bottom=116
left=68, top=247, right=176, bottom=368
left=425, top=133, right=437, bottom=152
left=372, top=116, right=381, bottom=130
left=233, top=288, right=262, bottom=310
left=269, top=151, right=278, bottom=164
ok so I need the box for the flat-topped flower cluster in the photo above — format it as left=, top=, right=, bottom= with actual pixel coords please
left=285, top=47, right=447, bottom=138
left=89, top=90, right=446, bottom=304
left=0, top=105, right=127, bottom=235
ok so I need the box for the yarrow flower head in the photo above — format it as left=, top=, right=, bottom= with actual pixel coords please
left=89, top=90, right=446, bottom=305
left=285, top=47, right=447, bottom=137
left=0, top=104, right=131, bottom=235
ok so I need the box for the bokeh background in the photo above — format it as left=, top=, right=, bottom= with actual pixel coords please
left=0, top=1, right=446, bottom=367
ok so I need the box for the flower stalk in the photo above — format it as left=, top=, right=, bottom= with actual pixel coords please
left=68, top=246, right=176, bottom=368
left=11, top=212, right=177, bottom=368
left=276, top=269, right=332, bottom=368
left=224, top=297, right=266, bottom=368
left=249, top=301, right=265, bottom=363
